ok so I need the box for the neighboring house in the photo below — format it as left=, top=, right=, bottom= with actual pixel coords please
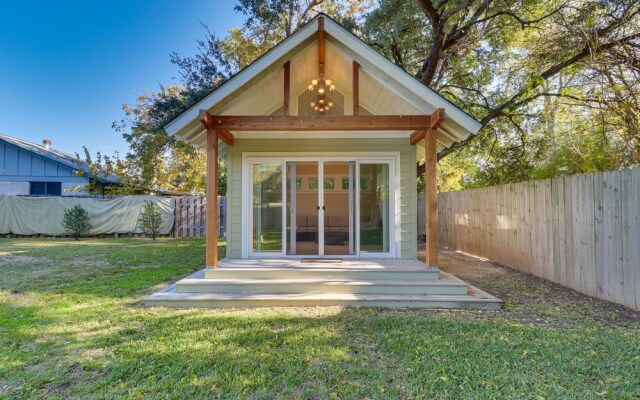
left=0, top=133, right=119, bottom=196
left=144, top=15, right=499, bottom=308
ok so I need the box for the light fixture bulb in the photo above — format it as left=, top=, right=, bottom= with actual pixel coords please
left=311, top=79, right=319, bottom=85
left=325, top=79, right=332, bottom=86
left=328, top=101, right=334, bottom=107
left=318, top=88, right=325, bottom=94
left=310, top=102, right=316, bottom=107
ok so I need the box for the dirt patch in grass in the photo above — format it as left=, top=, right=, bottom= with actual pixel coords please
left=0, top=254, right=45, bottom=265
left=420, top=244, right=640, bottom=330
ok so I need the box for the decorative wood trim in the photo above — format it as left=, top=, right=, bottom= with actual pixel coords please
left=410, top=130, right=428, bottom=145
left=409, top=108, right=445, bottom=144
left=217, top=129, right=234, bottom=145
left=283, top=61, right=290, bottom=116
left=430, top=108, right=445, bottom=129
left=200, top=110, right=234, bottom=145
left=352, top=60, right=360, bottom=116
left=199, top=112, right=432, bottom=131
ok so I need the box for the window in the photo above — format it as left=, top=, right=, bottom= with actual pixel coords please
left=324, top=177, right=334, bottom=190
left=309, top=177, right=318, bottom=190
left=309, top=177, right=334, bottom=190
left=360, top=178, right=369, bottom=190
left=342, top=177, right=349, bottom=190
left=30, top=182, right=62, bottom=196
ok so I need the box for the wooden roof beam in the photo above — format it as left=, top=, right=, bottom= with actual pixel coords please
left=198, top=112, right=432, bottom=131
left=199, top=110, right=235, bottom=145
left=409, top=108, right=445, bottom=145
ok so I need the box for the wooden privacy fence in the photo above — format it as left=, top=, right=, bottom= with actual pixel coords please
left=174, top=196, right=226, bottom=238
left=428, top=167, right=640, bottom=310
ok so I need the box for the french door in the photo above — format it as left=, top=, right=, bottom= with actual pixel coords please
left=249, top=157, right=394, bottom=258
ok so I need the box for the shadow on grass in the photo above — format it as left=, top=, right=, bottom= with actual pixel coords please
left=6, top=304, right=640, bottom=399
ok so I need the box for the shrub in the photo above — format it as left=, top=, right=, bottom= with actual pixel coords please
left=61, top=205, right=92, bottom=240
left=139, top=200, right=164, bottom=240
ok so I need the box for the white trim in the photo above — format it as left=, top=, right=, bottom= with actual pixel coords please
left=241, top=152, right=401, bottom=259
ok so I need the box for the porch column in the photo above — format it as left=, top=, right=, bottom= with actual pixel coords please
left=425, top=127, right=438, bottom=271
left=206, top=128, right=219, bottom=268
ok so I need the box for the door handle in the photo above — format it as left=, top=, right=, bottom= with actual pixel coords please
left=317, top=206, right=326, bottom=211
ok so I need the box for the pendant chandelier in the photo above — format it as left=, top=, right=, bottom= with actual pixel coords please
left=308, top=77, right=335, bottom=113
left=307, top=77, right=335, bottom=95
left=309, top=95, right=334, bottom=113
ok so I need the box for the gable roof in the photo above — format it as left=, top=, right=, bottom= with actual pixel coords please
left=0, top=132, right=119, bottom=183
left=164, top=13, right=482, bottom=156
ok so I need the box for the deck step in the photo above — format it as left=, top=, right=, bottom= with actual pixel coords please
left=142, top=292, right=501, bottom=310
left=204, top=268, right=440, bottom=281
left=176, top=278, right=468, bottom=295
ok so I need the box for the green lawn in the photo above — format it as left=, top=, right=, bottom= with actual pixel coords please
left=1, top=238, right=639, bottom=399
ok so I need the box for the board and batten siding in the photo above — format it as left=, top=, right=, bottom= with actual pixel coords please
left=225, top=138, right=417, bottom=259
left=433, top=168, right=640, bottom=310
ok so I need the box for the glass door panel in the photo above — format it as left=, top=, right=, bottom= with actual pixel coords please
left=323, top=161, right=356, bottom=255
left=286, top=161, right=319, bottom=255
left=359, top=163, right=390, bottom=254
left=252, top=162, right=283, bottom=253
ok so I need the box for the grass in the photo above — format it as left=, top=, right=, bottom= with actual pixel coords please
left=0, top=238, right=639, bottom=399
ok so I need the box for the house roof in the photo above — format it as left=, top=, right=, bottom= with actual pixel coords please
left=0, top=132, right=119, bottom=183
left=164, top=13, right=482, bottom=160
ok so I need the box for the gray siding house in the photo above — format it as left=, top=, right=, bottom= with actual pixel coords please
left=0, top=133, right=118, bottom=196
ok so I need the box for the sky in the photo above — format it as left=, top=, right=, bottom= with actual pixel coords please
left=0, top=0, right=244, bottom=156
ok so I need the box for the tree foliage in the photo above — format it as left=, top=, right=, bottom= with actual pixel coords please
left=364, top=0, right=640, bottom=189
left=62, top=205, right=92, bottom=240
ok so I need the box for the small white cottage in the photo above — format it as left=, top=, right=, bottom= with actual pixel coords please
left=145, top=14, right=499, bottom=308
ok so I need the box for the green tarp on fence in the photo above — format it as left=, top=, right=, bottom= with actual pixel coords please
left=0, top=195, right=175, bottom=236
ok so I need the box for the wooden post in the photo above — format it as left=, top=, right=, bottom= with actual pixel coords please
left=352, top=61, right=359, bottom=116
left=206, top=129, right=219, bottom=268
left=425, top=127, right=438, bottom=270
left=283, top=61, right=290, bottom=116
left=318, top=17, right=325, bottom=76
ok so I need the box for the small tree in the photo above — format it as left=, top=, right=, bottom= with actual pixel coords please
left=139, top=200, right=164, bottom=240
left=62, top=205, right=92, bottom=240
